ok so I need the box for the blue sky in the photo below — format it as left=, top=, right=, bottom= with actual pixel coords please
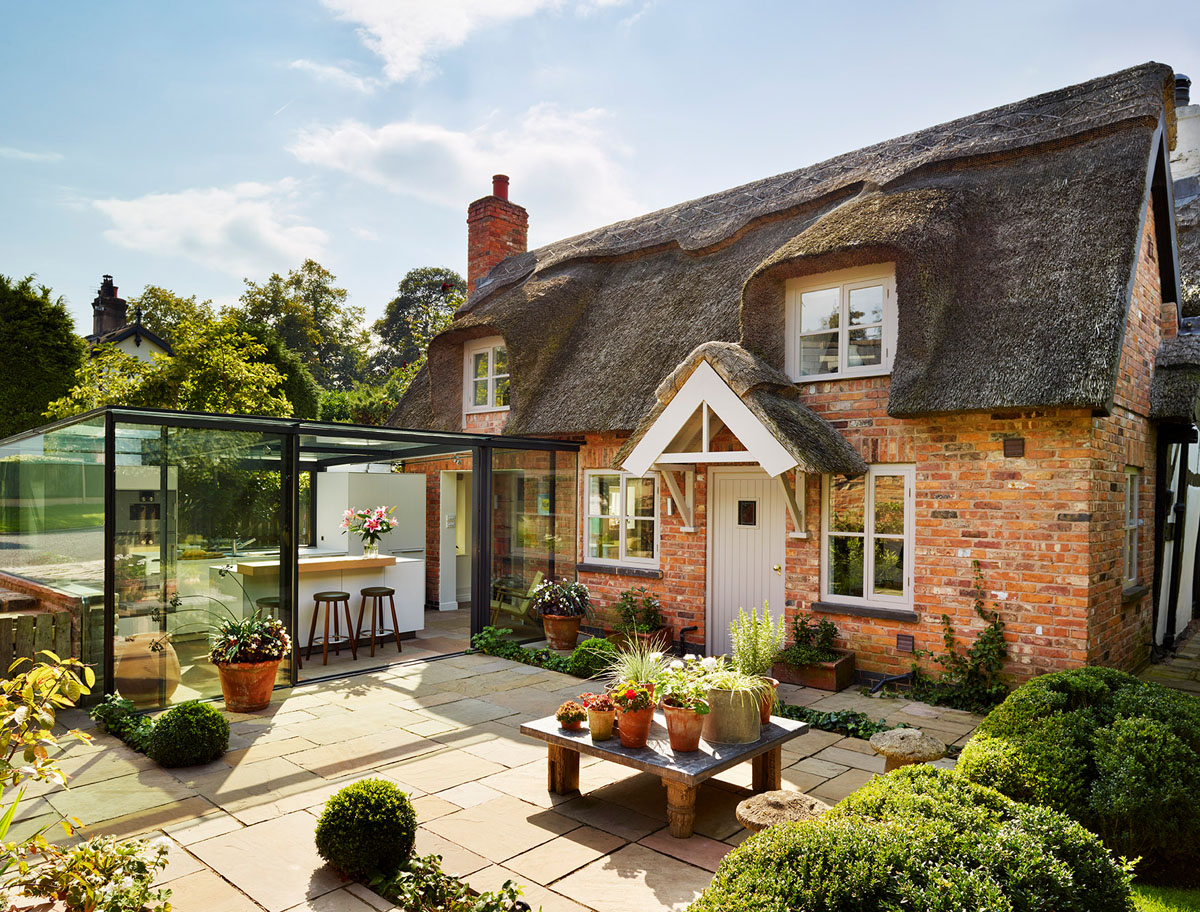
left=2, top=1, right=1197, bottom=332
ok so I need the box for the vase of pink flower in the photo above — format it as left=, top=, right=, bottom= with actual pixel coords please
left=341, top=506, right=397, bottom=557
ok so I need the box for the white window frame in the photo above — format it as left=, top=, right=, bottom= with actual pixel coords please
left=584, top=470, right=660, bottom=568
left=463, top=337, right=510, bottom=414
left=1124, top=467, right=1140, bottom=587
left=785, top=263, right=898, bottom=382
left=820, top=464, right=914, bottom=608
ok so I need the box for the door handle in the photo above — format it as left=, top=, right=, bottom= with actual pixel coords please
left=773, top=564, right=781, bottom=574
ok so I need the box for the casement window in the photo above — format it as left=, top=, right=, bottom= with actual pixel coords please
left=785, top=264, right=897, bottom=381
left=1124, top=467, right=1141, bottom=586
left=464, top=337, right=510, bottom=413
left=585, top=472, right=659, bottom=567
left=821, top=465, right=914, bottom=607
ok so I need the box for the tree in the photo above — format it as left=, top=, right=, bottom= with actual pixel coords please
left=0, top=275, right=85, bottom=437
left=129, top=286, right=215, bottom=346
left=237, top=260, right=368, bottom=390
left=46, top=315, right=292, bottom=419
left=235, top=322, right=322, bottom=419
left=370, top=267, right=464, bottom=376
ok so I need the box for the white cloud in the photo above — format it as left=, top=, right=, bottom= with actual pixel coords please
left=288, top=59, right=378, bottom=93
left=0, top=146, right=63, bottom=162
left=302, top=0, right=630, bottom=86
left=288, top=104, right=641, bottom=242
left=93, top=179, right=328, bottom=278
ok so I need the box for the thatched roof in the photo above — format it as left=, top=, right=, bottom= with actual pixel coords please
left=1179, top=190, right=1200, bottom=318
left=612, top=342, right=868, bottom=475
left=393, top=63, right=1178, bottom=436
left=1150, top=335, right=1200, bottom=422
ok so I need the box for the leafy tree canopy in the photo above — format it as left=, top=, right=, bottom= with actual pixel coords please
left=129, top=286, right=215, bottom=346
left=0, top=274, right=85, bottom=437
left=46, top=314, right=292, bottom=420
left=237, top=259, right=368, bottom=391
left=234, top=321, right=322, bottom=419
left=370, top=267, right=464, bottom=376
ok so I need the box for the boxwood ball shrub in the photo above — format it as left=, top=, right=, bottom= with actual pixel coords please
left=569, top=637, right=617, bottom=679
left=689, top=766, right=1134, bottom=912
left=145, top=700, right=229, bottom=768
left=315, top=778, right=417, bottom=880
left=957, top=666, right=1200, bottom=882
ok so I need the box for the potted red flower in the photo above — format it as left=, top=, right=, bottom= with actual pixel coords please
left=529, top=579, right=592, bottom=650
left=611, top=682, right=655, bottom=749
left=580, top=692, right=616, bottom=741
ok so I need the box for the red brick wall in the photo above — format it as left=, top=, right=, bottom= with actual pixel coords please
left=467, top=196, right=528, bottom=293
left=465, top=410, right=509, bottom=434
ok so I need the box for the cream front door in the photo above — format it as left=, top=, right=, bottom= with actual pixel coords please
left=707, top=468, right=787, bottom=658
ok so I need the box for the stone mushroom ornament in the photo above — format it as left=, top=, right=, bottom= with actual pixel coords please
left=735, top=790, right=831, bottom=833
left=869, top=728, right=947, bottom=773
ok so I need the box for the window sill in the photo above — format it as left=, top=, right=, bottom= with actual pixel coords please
left=1122, top=583, right=1149, bottom=603
left=792, top=368, right=892, bottom=385
left=463, top=406, right=511, bottom=415
left=576, top=562, right=663, bottom=580
left=812, top=600, right=919, bottom=623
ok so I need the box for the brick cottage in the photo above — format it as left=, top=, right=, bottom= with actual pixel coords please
left=393, top=62, right=1200, bottom=684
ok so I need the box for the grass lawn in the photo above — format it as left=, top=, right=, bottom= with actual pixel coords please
left=1134, top=886, right=1200, bottom=912
left=0, top=503, right=104, bottom=533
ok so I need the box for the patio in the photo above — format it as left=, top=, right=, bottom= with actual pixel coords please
left=18, top=652, right=982, bottom=912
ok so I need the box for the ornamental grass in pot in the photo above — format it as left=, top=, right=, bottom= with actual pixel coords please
left=701, top=658, right=770, bottom=745
left=602, top=639, right=669, bottom=728
left=659, top=661, right=711, bottom=752
left=730, top=603, right=785, bottom=724
left=530, top=579, right=592, bottom=650
left=580, top=692, right=616, bottom=741
left=611, top=682, right=656, bottom=749
left=209, top=609, right=291, bottom=712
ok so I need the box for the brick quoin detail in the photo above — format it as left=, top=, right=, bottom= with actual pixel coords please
left=467, top=175, right=528, bottom=293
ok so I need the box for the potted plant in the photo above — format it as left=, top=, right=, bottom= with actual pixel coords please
left=772, top=614, right=856, bottom=692
left=209, top=608, right=291, bottom=712
left=555, top=700, right=587, bottom=731
left=602, top=637, right=669, bottom=696
left=341, top=505, right=397, bottom=558
left=659, top=660, right=710, bottom=752
left=730, top=603, right=786, bottom=723
left=700, top=657, right=770, bottom=744
left=529, top=579, right=592, bottom=650
left=611, top=681, right=656, bottom=749
left=609, top=586, right=671, bottom=652
left=580, top=692, right=616, bottom=740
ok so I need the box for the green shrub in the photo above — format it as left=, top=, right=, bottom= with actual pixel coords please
left=145, top=701, right=229, bottom=768
left=958, top=666, right=1200, bottom=883
left=371, top=853, right=524, bottom=911
left=89, top=695, right=155, bottom=754
left=315, top=778, right=417, bottom=880
left=570, top=637, right=617, bottom=678
left=690, top=766, right=1134, bottom=912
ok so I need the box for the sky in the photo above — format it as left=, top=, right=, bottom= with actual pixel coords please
left=2, top=1, right=1198, bottom=333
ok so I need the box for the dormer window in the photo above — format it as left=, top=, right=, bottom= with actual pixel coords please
left=464, top=337, right=510, bottom=413
left=785, top=264, right=897, bottom=381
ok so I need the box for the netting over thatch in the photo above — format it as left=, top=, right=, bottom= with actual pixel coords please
left=392, top=62, right=1177, bottom=436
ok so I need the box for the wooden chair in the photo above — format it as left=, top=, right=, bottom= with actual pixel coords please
left=489, top=571, right=544, bottom=627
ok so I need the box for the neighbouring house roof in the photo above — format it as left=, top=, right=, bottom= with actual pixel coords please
left=86, top=322, right=173, bottom=357
left=613, top=342, right=868, bottom=476
left=392, top=62, right=1180, bottom=437
left=1179, top=192, right=1200, bottom=318
left=1151, top=334, right=1200, bottom=422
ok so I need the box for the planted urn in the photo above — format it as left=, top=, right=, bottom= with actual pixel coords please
left=530, top=579, right=592, bottom=650
left=209, top=608, right=290, bottom=713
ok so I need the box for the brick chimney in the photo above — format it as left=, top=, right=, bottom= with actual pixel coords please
left=467, top=174, right=528, bottom=293
left=91, top=275, right=128, bottom=336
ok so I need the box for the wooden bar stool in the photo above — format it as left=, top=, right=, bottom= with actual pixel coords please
left=355, top=586, right=402, bottom=657
left=306, top=591, right=356, bottom=665
left=256, top=595, right=299, bottom=669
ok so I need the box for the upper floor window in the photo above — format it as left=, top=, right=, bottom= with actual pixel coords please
left=464, top=337, right=510, bottom=413
left=585, top=471, right=659, bottom=567
left=785, top=264, right=897, bottom=381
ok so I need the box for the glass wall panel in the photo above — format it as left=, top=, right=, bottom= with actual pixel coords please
left=0, top=416, right=106, bottom=677
left=489, top=448, right=577, bottom=642
left=112, top=422, right=287, bottom=707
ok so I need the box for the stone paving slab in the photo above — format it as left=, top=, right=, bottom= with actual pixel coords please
left=554, top=843, right=713, bottom=912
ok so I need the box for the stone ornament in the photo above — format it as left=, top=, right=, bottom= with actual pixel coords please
left=735, top=789, right=831, bottom=833
left=869, top=728, right=947, bottom=772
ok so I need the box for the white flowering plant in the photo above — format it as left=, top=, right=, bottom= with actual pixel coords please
left=659, top=658, right=711, bottom=714
left=208, top=609, right=291, bottom=666
left=4, top=835, right=171, bottom=911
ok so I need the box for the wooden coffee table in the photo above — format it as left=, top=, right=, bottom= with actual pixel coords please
left=520, top=713, right=809, bottom=837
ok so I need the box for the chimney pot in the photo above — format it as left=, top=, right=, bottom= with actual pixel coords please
left=492, top=174, right=510, bottom=200
left=1177, top=74, right=1192, bottom=109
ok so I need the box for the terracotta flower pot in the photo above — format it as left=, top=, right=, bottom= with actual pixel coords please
left=662, top=704, right=705, bottom=752
left=559, top=718, right=584, bottom=731
left=114, top=633, right=181, bottom=708
left=617, top=705, right=654, bottom=749
left=614, top=682, right=655, bottom=728
left=216, top=659, right=281, bottom=712
left=758, top=677, right=780, bottom=724
left=702, top=688, right=761, bottom=744
left=588, top=708, right=615, bottom=741
left=541, top=614, right=582, bottom=650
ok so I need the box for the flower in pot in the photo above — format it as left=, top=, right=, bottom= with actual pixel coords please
left=659, top=661, right=711, bottom=752
left=341, top=505, right=397, bottom=558
left=580, top=692, right=616, bottom=741
left=730, top=603, right=786, bottom=724
left=529, top=579, right=592, bottom=650
left=209, top=608, right=291, bottom=713
left=555, top=700, right=588, bottom=731
left=773, top=614, right=856, bottom=692
left=700, top=658, right=771, bottom=744
left=611, top=586, right=670, bottom=652
left=611, top=681, right=656, bottom=749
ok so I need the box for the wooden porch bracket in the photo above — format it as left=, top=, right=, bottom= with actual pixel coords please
left=779, top=470, right=809, bottom=539
left=657, top=466, right=696, bottom=532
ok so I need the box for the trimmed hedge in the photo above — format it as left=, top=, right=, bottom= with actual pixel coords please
left=145, top=701, right=229, bottom=767
left=315, top=779, right=417, bottom=880
left=569, top=637, right=617, bottom=678
left=690, top=766, right=1134, bottom=912
left=958, top=666, right=1200, bottom=883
